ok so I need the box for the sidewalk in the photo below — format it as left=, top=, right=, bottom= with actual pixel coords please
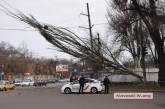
left=110, top=89, right=165, bottom=93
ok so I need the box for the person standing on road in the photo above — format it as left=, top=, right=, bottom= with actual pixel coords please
left=70, top=75, right=74, bottom=82
left=103, top=76, right=110, bottom=94
left=79, top=75, right=85, bottom=94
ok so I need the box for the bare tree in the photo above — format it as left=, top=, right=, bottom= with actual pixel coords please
left=107, top=0, right=150, bottom=82
left=108, top=0, right=165, bottom=85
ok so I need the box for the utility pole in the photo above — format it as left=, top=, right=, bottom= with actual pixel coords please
left=97, top=33, right=101, bottom=53
left=80, top=3, right=94, bottom=72
left=80, top=3, right=93, bottom=49
left=87, top=3, right=93, bottom=49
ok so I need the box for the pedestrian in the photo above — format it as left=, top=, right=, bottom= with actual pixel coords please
left=103, top=76, right=110, bottom=94
left=70, top=75, right=74, bottom=82
left=79, top=75, right=85, bottom=94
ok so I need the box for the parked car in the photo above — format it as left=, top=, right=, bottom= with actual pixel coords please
left=0, top=82, right=6, bottom=91
left=5, top=81, right=15, bottom=90
left=0, top=80, right=15, bottom=91
left=46, top=79, right=58, bottom=84
left=61, top=78, right=103, bottom=94
left=14, top=80, right=23, bottom=86
left=34, top=80, right=47, bottom=87
left=21, top=80, right=34, bottom=86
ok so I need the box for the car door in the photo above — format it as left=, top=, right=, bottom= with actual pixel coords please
left=71, top=81, right=80, bottom=92
left=83, top=79, right=93, bottom=92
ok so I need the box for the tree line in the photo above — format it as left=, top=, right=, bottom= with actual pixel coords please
left=0, top=41, right=57, bottom=77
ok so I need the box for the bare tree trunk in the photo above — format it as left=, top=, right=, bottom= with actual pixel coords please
left=157, top=46, right=165, bottom=86
left=141, top=55, right=147, bottom=83
left=151, top=31, right=165, bottom=86
left=158, top=57, right=165, bottom=86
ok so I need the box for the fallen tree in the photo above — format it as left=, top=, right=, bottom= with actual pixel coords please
left=0, top=5, right=143, bottom=81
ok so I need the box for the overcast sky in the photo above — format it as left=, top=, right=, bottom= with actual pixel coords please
left=0, top=0, right=108, bottom=59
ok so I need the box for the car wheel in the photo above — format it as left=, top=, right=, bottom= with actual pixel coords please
left=64, top=87, right=71, bottom=94
left=91, top=87, right=98, bottom=94
left=4, top=87, right=7, bottom=91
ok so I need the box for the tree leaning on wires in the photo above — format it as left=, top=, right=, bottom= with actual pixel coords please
left=0, top=4, right=143, bottom=81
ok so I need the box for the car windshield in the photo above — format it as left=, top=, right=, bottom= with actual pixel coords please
left=71, top=80, right=79, bottom=84
left=85, top=79, right=94, bottom=83
left=70, top=78, right=99, bottom=84
left=24, top=80, right=32, bottom=82
left=85, top=78, right=99, bottom=83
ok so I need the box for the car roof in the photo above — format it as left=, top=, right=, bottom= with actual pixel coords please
left=85, top=78, right=99, bottom=81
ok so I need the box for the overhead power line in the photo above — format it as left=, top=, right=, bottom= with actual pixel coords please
left=0, top=28, right=36, bottom=31
left=0, top=22, right=107, bottom=32
left=94, top=23, right=108, bottom=25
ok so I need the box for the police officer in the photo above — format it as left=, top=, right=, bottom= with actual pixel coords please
left=103, top=76, right=110, bottom=94
left=79, top=75, right=85, bottom=94
left=70, top=75, right=74, bottom=82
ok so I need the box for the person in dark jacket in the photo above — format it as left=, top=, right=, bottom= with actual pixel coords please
left=70, top=75, right=74, bottom=82
left=79, top=75, right=85, bottom=94
left=103, top=76, right=110, bottom=94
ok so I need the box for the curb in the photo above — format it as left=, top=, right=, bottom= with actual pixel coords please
left=110, top=89, right=165, bottom=93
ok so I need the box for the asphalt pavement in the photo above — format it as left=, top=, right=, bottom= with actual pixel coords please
left=0, top=86, right=165, bottom=109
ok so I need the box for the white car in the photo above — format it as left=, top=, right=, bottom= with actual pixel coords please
left=61, top=78, right=103, bottom=94
left=14, top=80, right=23, bottom=86
left=59, top=78, right=70, bottom=83
left=21, top=80, right=34, bottom=86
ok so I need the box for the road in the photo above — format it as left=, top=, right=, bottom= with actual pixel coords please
left=0, top=86, right=165, bottom=109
